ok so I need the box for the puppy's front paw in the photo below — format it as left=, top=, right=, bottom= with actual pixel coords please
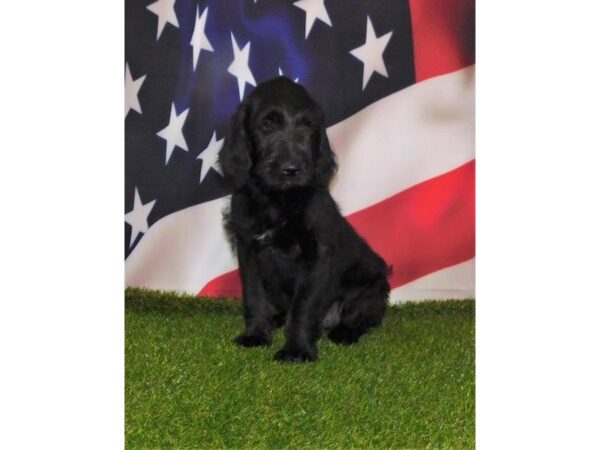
left=233, top=334, right=271, bottom=347
left=273, top=346, right=317, bottom=363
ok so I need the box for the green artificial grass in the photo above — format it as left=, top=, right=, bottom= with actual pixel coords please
left=125, top=288, right=475, bottom=449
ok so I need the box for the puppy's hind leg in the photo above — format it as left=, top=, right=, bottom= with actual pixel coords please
left=328, top=278, right=389, bottom=345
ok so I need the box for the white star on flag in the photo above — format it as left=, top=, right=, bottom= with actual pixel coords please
left=125, top=187, right=156, bottom=248
left=125, top=63, right=146, bottom=118
left=190, top=6, right=213, bottom=71
left=349, top=16, right=393, bottom=90
left=156, top=103, right=189, bottom=164
left=228, top=33, right=256, bottom=100
left=294, top=0, right=332, bottom=39
left=278, top=67, right=299, bottom=83
left=146, top=0, right=179, bottom=41
left=197, top=131, right=224, bottom=183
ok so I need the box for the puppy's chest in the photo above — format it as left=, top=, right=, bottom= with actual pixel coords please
left=252, top=215, right=317, bottom=261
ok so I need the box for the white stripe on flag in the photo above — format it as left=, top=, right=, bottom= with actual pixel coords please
left=330, top=65, right=474, bottom=215
left=126, top=66, right=475, bottom=297
left=389, top=258, right=475, bottom=304
left=125, top=196, right=236, bottom=293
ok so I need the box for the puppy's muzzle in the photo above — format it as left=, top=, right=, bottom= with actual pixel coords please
left=282, top=164, right=301, bottom=177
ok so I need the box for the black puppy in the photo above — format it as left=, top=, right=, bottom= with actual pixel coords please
left=219, top=77, right=390, bottom=363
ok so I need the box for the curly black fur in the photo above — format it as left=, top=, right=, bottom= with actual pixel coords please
left=219, top=77, right=390, bottom=363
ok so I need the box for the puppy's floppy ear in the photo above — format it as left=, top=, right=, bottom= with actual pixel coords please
left=219, top=99, right=252, bottom=190
left=315, top=127, right=338, bottom=187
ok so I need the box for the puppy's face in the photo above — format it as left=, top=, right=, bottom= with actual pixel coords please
left=248, top=84, right=322, bottom=190
left=219, top=77, right=337, bottom=192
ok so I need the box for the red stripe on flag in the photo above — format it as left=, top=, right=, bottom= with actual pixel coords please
left=198, top=269, right=242, bottom=298
left=409, top=0, right=475, bottom=82
left=198, top=161, right=475, bottom=298
left=347, top=160, right=475, bottom=288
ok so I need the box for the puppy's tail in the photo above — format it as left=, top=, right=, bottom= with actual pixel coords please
left=387, top=264, right=394, bottom=277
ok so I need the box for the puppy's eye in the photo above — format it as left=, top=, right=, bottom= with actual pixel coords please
left=298, top=116, right=313, bottom=128
left=261, top=112, right=282, bottom=132
left=262, top=118, right=275, bottom=130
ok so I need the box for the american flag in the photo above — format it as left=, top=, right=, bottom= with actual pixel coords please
left=125, top=0, right=475, bottom=303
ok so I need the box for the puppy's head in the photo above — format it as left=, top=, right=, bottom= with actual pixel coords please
left=219, top=77, right=337, bottom=191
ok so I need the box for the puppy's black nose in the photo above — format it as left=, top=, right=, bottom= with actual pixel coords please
left=282, top=165, right=300, bottom=177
